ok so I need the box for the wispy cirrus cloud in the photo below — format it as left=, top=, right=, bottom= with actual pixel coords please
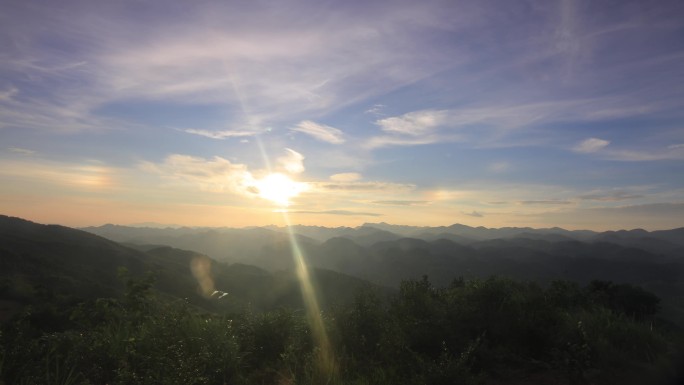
left=373, top=200, right=430, bottom=206
left=578, top=191, right=643, bottom=202
left=518, top=200, right=573, bottom=206
left=369, top=102, right=566, bottom=148
left=365, top=104, right=386, bottom=116
left=488, top=162, right=510, bottom=173
left=314, top=181, right=415, bottom=192
left=537, top=203, right=684, bottom=230
left=2, top=0, right=462, bottom=131
left=0, top=95, right=129, bottom=133
left=571, top=139, right=684, bottom=161
left=7, top=147, right=35, bottom=155
left=277, top=148, right=305, bottom=174
left=291, top=121, right=345, bottom=144
left=364, top=134, right=446, bottom=149
left=376, top=110, right=447, bottom=136
left=366, top=93, right=683, bottom=150
left=183, top=128, right=257, bottom=139
left=574, top=138, right=610, bottom=153
left=0, top=87, right=18, bottom=101
left=600, top=146, right=684, bottom=161
left=330, top=173, right=362, bottom=182
left=0, top=158, right=117, bottom=190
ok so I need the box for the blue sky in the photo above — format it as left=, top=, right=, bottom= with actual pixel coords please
left=1, top=0, right=683, bottom=229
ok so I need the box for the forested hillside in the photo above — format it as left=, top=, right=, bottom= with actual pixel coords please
left=2, top=215, right=684, bottom=384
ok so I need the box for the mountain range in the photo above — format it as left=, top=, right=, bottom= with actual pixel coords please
left=0, top=215, right=382, bottom=322
left=81, top=221, right=684, bottom=285
left=80, top=220, right=684, bottom=324
left=2, top=214, right=683, bottom=325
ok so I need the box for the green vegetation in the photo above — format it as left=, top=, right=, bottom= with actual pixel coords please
left=2, top=215, right=683, bottom=383
left=1, top=274, right=681, bottom=385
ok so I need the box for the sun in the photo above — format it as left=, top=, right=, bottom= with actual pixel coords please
left=254, top=173, right=306, bottom=206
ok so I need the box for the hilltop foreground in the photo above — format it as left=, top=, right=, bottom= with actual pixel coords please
left=1, top=215, right=684, bottom=384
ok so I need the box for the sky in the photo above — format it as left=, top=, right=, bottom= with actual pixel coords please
left=1, top=0, right=683, bottom=230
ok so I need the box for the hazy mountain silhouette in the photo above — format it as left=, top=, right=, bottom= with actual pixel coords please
left=82, top=222, right=684, bottom=281
left=79, top=219, right=684, bottom=324
left=1, top=215, right=385, bottom=315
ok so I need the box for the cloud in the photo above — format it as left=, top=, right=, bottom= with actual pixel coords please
left=462, top=210, right=484, bottom=217
left=365, top=104, right=385, bottom=116
left=277, top=148, right=305, bottom=174
left=139, top=152, right=421, bottom=207
left=0, top=86, right=18, bottom=101
left=372, top=200, right=430, bottom=206
left=488, top=161, right=509, bottom=172
left=578, top=191, right=643, bottom=202
left=364, top=135, right=445, bottom=149
left=591, top=202, right=684, bottom=216
left=573, top=138, right=610, bottom=153
left=1, top=0, right=461, bottom=137
left=142, top=152, right=313, bottom=208
left=539, top=203, right=684, bottom=230
left=314, top=181, right=415, bottom=192
left=288, top=209, right=382, bottom=217
left=291, top=121, right=345, bottom=144
left=599, top=146, right=684, bottom=161
left=330, top=172, right=361, bottom=182
left=376, top=110, right=446, bottom=136
left=139, top=154, right=256, bottom=195
left=0, top=97, right=129, bottom=133
left=0, top=158, right=116, bottom=189
left=364, top=102, right=581, bottom=149
left=518, top=200, right=572, bottom=205
left=7, top=147, right=35, bottom=155
left=374, top=102, right=573, bottom=143
left=367, top=91, right=683, bottom=149
left=183, top=128, right=257, bottom=139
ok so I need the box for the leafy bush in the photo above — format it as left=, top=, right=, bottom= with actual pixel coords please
left=1, top=274, right=679, bottom=385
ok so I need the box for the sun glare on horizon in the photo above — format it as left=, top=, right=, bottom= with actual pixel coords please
left=254, top=173, right=306, bottom=206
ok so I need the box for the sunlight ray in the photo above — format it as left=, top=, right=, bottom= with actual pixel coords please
left=282, top=211, right=336, bottom=379
left=234, top=84, right=335, bottom=377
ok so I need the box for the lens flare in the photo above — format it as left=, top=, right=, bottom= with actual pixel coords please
left=237, top=90, right=334, bottom=379
left=282, top=212, right=336, bottom=379
left=190, top=255, right=215, bottom=297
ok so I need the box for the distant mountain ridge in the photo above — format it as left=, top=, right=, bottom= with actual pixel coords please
left=77, top=220, right=684, bottom=324
left=83, top=221, right=684, bottom=258
left=0, top=215, right=386, bottom=317
left=85, top=221, right=684, bottom=243
left=3, top=214, right=684, bottom=324
left=360, top=221, right=684, bottom=244
left=80, top=220, right=684, bottom=284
